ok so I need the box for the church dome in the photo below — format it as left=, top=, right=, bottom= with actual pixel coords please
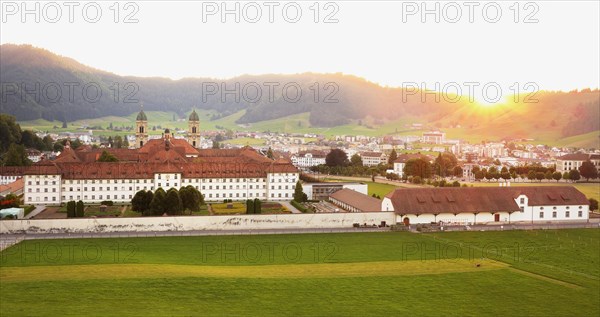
left=136, top=110, right=147, bottom=121
left=189, top=109, right=199, bottom=121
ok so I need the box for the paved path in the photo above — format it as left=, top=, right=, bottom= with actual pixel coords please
left=23, top=205, right=46, bottom=219
left=279, top=201, right=302, bottom=214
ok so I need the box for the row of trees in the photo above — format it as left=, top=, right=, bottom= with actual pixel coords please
left=246, top=199, right=262, bottom=214
left=66, top=200, right=85, bottom=218
left=131, top=186, right=204, bottom=216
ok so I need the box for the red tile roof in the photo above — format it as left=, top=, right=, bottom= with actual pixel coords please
left=557, top=153, right=592, bottom=161
left=329, top=188, right=382, bottom=212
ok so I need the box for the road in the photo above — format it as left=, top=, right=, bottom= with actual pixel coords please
left=23, top=205, right=46, bottom=219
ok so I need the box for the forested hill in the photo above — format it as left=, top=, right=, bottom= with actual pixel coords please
left=1, top=44, right=598, bottom=140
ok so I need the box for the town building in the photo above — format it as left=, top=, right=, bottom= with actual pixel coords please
left=422, top=131, right=445, bottom=144
left=359, top=151, right=387, bottom=167
left=290, top=150, right=327, bottom=169
left=556, top=153, right=600, bottom=174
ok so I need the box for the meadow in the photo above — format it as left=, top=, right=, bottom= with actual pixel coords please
left=1, top=229, right=598, bottom=316
left=18, top=110, right=599, bottom=148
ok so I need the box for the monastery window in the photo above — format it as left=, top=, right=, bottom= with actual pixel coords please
left=285, top=185, right=288, bottom=190
left=174, top=175, right=178, bottom=179
left=579, top=206, right=582, bottom=209
left=28, top=188, right=31, bottom=193
left=216, top=186, right=219, bottom=189
left=36, top=188, right=39, bottom=193
left=202, top=186, right=206, bottom=190
left=278, top=193, right=281, bottom=198
left=91, top=187, right=95, bottom=191
left=158, top=175, right=161, bottom=179
left=271, top=193, right=274, bottom=198
left=84, top=195, right=88, bottom=199
left=84, top=187, right=87, bottom=191
left=520, top=198, right=524, bottom=204
left=69, top=196, right=73, bottom=200
left=62, top=196, right=66, bottom=200
left=114, top=195, right=117, bottom=199
left=236, top=185, right=240, bottom=189
left=285, top=193, right=289, bottom=198
left=578, top=210, right=583, bottom=217
left=236, top=193, right=239, bottom=198
left=540, top=207, right=544, bottom=210
left=216, top=193, right=219, bottom=198
left=209, top=186, right=212, bottom=190
left=129, top=195, right=132, bottom=199
left=552, top=212, right=557, bottom=218
left=28, top=181, right=31, bottom=185
left=92, top=195, right=95, bottom=200
left=44, top=188, right=48, bottom=193
left=278, top=186, right=282, bottom=190
left=44, top=197, right=48, bottom=201
left=36, top=181, right=39, bottom=185
left=553, top=207, right=557, bottom=210
left=566, top=206, right=570, bottom=209
left=539, top=212, right=544, bottom=218
left=52, top=188, right=56, bottom=192
left=44, top=181, right=48, bottom=185
left=52, top=181, right=56, bottom=185
left=249, top=185, right=253, bottom=189
left=566, top=211, right=570, bottom=218
left=271, top=186, right=274, bottom=190
left=129, top=187, right=133, bottom=191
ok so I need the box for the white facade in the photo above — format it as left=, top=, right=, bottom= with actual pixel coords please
left=291, top=153, right=326, bottom=168
left=24, top=172, right=299, bottom=205
left=0, top=175, right=20, bottom=185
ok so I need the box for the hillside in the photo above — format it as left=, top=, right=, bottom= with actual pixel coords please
left=1, top=44, right=599, bottom=144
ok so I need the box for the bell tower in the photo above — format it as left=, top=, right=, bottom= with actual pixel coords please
left=135, top=104, right=148, bottom=148
left=188, top=109, right=200, bottom=148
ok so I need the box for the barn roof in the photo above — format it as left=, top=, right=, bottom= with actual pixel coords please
left=385, top=186, right=588, bottom=215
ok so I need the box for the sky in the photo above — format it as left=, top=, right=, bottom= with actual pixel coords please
left=1, top=1, right=599, bottom=102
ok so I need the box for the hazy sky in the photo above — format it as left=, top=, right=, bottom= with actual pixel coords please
left=1, top=1, right=599, bottom=97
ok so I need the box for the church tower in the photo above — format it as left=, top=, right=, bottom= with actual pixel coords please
left=135, top=105, right=148, bottom=148
left=188, top=109, right=200, bottom=148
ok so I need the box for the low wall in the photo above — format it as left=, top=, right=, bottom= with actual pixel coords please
left=0, top=212, right=396, bottom=234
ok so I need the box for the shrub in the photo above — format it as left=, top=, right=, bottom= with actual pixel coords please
left=100, top=200, right=114, bottom=206
left=291, top=200, right=307, bottom=213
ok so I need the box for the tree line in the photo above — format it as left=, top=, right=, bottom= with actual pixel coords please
left=131, top=186, right=204, bottom=216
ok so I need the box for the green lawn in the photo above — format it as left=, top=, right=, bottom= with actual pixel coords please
left=210, top=202, right=246, bottom=215
left=1, top=229, right=598, bottom=316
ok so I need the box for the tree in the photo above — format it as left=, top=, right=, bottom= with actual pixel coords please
left=76, top=200, right=84, bottom=217
left=579, top=161, right=598, bottom=180
left=149, top=188, right=166, bottom=215
left=253, top=199, right=261, bottom=214
left=246, top=199, right=255, bottom=214
left=66, top=201, right=76, bottom=218
left=2, top=143, right=31, bottom=166
left=350, top=154, right=363, bottom=167
left=180, top=186, right=202, bottom=212
left=535, top=172, right=545, bottom=182
left=212, top=140, right=220, bottom=149
left=590, top=198, right=599, bottom=211
left=388, top=149, right=398, bottom=164
left=97, top=150, right=119, bottom=162
left=266, top=147, right=274, bottom=159
left=132, top=190, right=150, bottom=213
left=453, top=166, right=463, bottom=177
left=552, top=172, right=562, bottom=182
left=527, top=170, right=536, bottom=181
left=434, top=153, right=458, bottom=177
left=62, top=120, right=68, bottom=128
left=293, top=181, right=306, bottom=202
left=404, top=158, right=431, bottom=179
left=569, top=169, right=581, bottom=182
left=165, top=188, right=183, bottom=215
left=325, top=149, right=348, bottom=167
left=474, top=171, right=484, bottom=181
left=562, top=171, right=571, bottom=182
left=545, top=171, right=553, bottom=181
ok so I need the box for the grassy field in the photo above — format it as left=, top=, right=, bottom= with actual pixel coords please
left=1, top=229, right=598, bottom=316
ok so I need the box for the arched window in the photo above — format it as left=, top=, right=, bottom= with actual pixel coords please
left=140, top=141, right=144, bottom=147
left=192, top=127, right=197, bottom=133
left=139, top=126, right=144, bottom=133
